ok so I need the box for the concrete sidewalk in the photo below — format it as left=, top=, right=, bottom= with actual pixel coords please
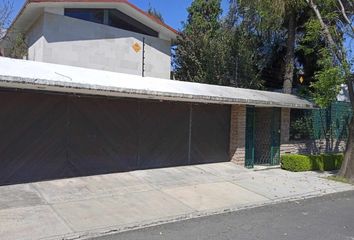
left=1, top=162, right=353, bottom=240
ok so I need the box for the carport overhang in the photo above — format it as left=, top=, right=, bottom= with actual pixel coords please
left=0, top=57, right=315, bottom=109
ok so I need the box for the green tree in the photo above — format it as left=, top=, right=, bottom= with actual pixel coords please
left=174, top=0, right=229, bottom=85
left=239, top=0, right=306, bottom=93
left=221, top=0, right=263, bottom=88
left=8, top=33, right=28, bottom=59
left=175, top=0, right=262, bottom=88
left=147, top=5, right=164, bottom=22
left=305, top=0, right=354, bottom=182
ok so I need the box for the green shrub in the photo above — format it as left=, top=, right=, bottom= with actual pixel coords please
left=281, top=154, right=312, bottom=172
left=281, top=153, right=343, bottom=172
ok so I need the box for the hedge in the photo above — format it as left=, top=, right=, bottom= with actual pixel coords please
left=281, top=153, right=343, bottom=172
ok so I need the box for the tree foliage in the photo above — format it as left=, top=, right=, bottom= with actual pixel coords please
left=8, top=33, right=27, bottom=59
left=147, top=5, right=164, bottom=22
left=238, top=0, right=307, bottom=93
left=174, top=0, right=262, bottom=88
left=301, top=0, right=352, bottom=107
left=174, top=0, right=227, bottom=85
left=312, top=49, right=345, bottom=107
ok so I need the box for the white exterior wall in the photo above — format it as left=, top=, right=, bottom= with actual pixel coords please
left=26, top=12, right=171, bottom=79
left=27, top=15, right=45, bottom=61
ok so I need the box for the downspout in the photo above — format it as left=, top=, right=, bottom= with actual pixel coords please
left=142, top=37, right=145, bottom=77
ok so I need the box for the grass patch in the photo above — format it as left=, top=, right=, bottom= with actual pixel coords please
left=281, top=153, right=343, bottom=172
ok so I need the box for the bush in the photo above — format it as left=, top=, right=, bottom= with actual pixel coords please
left=281, top=153, right=343, bottom=172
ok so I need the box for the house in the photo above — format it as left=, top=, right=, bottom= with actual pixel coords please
left=0, top=57, right=315, bottom=185
left=0, top=1, right=337, bottom=186
left=0, top=0, right=177, bottom=79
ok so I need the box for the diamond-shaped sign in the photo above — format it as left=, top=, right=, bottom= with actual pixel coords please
left=132, top=43, right=142, bottom=53
left=299, top=76, right=304, bottom=84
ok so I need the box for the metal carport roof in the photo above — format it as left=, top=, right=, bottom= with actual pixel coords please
left=0, top=57, right=315, bottom=109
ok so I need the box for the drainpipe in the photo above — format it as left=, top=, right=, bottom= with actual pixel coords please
left=142, top=37, right=145, bottom=77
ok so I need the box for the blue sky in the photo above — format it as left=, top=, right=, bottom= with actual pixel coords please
left=9, top=0, right=230, bottom=31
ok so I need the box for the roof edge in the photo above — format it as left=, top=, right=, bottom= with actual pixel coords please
left=6, top=0, right=178, bottom=38
left=0, top=75, right=315, bottom=109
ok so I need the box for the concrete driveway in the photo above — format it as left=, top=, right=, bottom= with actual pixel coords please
left=1, top=162, right=353, bottom=240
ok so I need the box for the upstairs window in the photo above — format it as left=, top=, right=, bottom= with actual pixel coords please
left=64, top=9, right=104, bottom=24
left=64, top=8, right=158, bottom=37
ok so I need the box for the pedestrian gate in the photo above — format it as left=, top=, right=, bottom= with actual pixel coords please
left=245, top=107, right=281, bottom=167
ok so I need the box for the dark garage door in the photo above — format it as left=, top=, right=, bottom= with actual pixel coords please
left=191, top=104, right=231, bottom=164
left=0, top=89, right=230, bottom=185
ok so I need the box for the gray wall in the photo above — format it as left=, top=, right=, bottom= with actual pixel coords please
left=27, top=15, right=45, bottom=62
left=26, top=11, right=172, bottom=79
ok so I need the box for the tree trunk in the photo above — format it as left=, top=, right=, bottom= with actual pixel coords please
left=339, top=117, right=354, bottom=183
left=283, top=10, right=296, bottom=94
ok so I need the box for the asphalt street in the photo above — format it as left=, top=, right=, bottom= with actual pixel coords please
left=91, top=190, right=354, bottom=240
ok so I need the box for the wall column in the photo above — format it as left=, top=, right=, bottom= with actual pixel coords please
left=281, top=108, right=290, bottom=144
left=229, top=105, right=246, bottom=166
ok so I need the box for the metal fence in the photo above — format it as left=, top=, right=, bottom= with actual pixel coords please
left=312, top=101, right=352, bottom=140
left=291, top=101, right=352, bottom=141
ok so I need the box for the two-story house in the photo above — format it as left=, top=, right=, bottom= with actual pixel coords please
left=1, top=0, right=177, bottom=78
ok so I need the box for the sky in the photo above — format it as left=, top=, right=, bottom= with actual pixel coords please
left=9, top=0, right=230, bottom=31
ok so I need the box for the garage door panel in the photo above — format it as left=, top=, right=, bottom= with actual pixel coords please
left=0, top=89, right=232, bottom=186
left=191, top=104, right=231, bottom=164
left=68, top=96, right=139, bottom=175
left=0, top=92, right=69, bottom=185
left=139, top=101, right=189, bottom=169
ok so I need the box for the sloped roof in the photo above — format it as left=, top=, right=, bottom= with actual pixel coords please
left=0, top=57, right=315, bottom=109
left=6, top=0, right=177, bottom=41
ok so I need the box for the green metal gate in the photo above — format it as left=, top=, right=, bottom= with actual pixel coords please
left=247, top=107, right=281, bottom=167
left=245, top=106, right=255, bottom=168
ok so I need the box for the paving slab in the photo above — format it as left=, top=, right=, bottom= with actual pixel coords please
left=0, top=184, right=44, bottom=210
left=233, top=175, right=321, bottom=200
left=194, top=162, right=249, bottom=179
left=162, top=181, right=269, bottom=211
left=31, top=178, right=93, bottom=204
left=52, top=190, right=193, bottom=232
left=83, top=172, right=152, bottom=194
left=131, top=165, right=222, bottom=189
left=33, top=172, right=153, bottom=204
left=233, top=170, right=354, bottom=200
left=0, top=205, right=72, bottom=240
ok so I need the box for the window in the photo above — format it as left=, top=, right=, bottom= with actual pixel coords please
left=64, top=8, right=158, bottom=37
left=64, top=9, right=104, bottom=24
left=108, top=9, right=158, bottom=37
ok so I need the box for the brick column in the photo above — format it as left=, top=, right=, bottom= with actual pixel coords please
left=229, top=105, right=246, bottom=166
left=280, top=108, right=290, bottom=144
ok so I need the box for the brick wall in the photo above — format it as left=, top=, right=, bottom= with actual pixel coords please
left=281, top=140, right=346, bottom=155
left=229, top=105, right=246, bottom=166
left=281, top=108, right=290, bottom=143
